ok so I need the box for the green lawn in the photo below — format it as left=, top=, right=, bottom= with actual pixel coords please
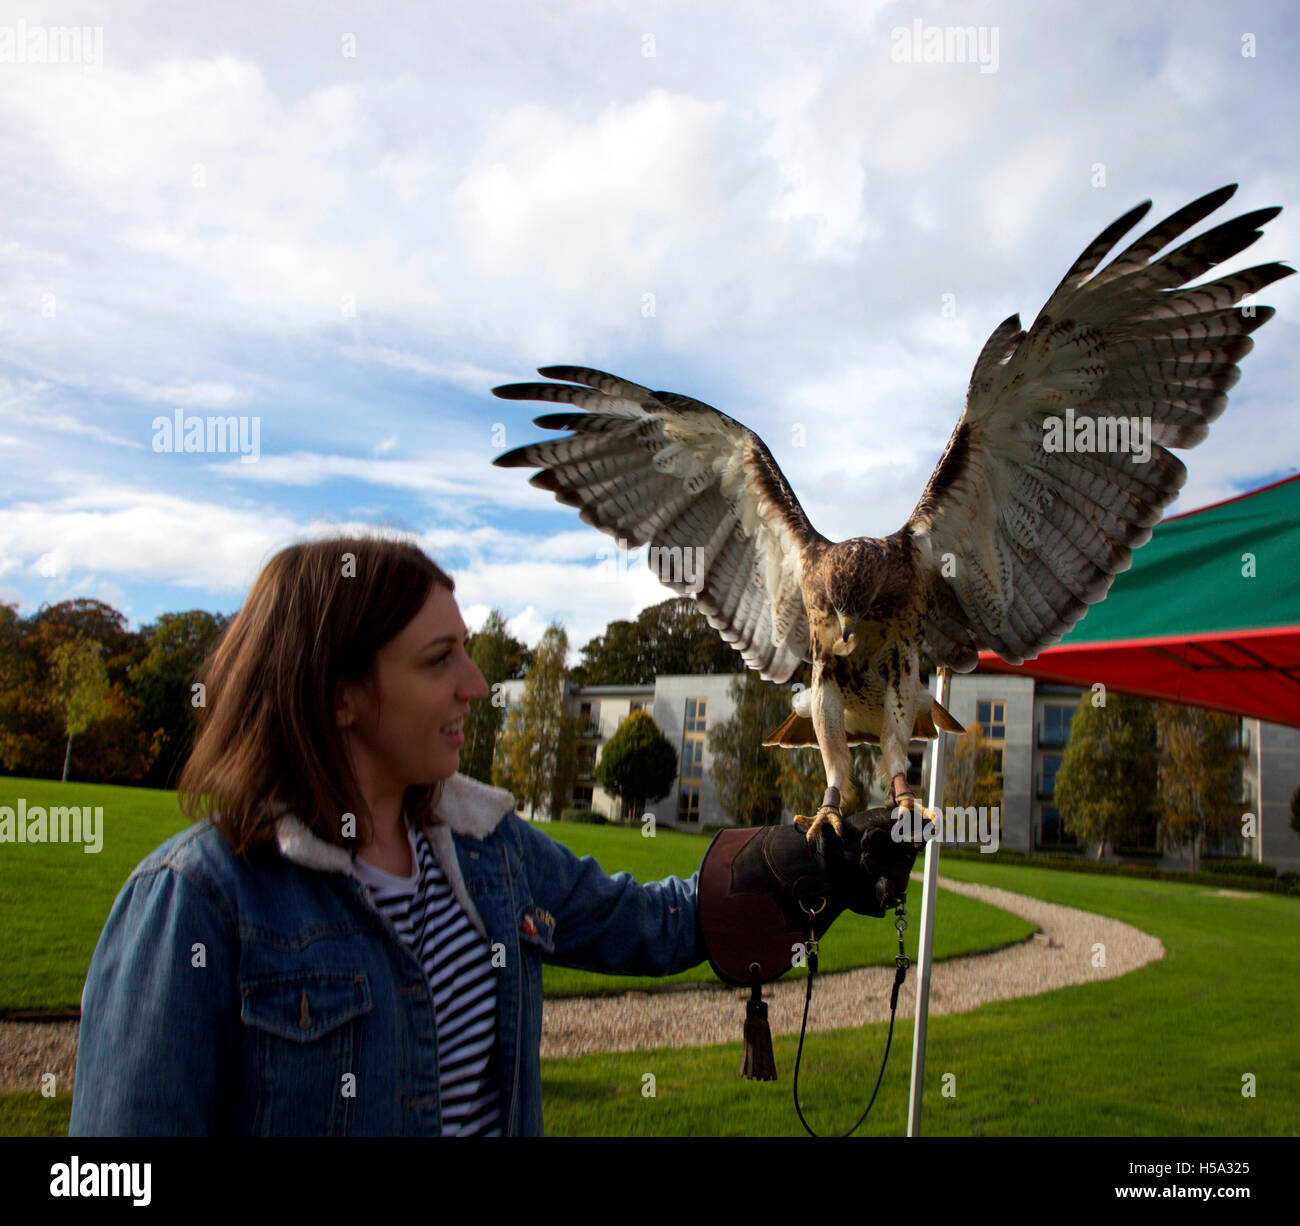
left=539, top=857, right=1300, bottom=1136
left=0, top=777, right=1032, bottom=1010
left=4, top=776, right=1295, bottom=1137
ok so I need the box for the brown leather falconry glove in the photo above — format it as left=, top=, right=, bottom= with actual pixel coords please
left=696, top=807, right=919, bottom=1079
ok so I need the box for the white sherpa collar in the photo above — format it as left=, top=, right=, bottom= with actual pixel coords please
left=272, top=771, right=515, bottom=873
left=271, top=772, right=516, bottom=941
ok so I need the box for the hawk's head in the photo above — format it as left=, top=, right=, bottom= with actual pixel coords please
left=826, top=539, right=887, bottom=656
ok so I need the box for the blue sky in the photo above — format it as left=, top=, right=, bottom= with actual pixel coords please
left=2, top=0, right=1297, bottom=663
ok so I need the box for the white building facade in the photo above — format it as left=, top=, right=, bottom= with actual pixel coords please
left=493, top=672, right=1300, bottom=871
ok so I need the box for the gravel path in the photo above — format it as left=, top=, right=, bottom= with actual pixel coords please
left=537, top=874, right=1165, bottom=1058
left=0, top=874, right=1164, bottom=1091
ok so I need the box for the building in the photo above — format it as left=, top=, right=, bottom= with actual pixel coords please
left=493, top=672, right=1300, bottom=871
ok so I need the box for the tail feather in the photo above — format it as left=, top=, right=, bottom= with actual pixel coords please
left=762, top=698, right=965, bottom=747
left=930, top=697, right=965, bottom=733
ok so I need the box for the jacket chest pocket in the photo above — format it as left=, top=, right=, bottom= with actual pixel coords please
left=240, top=970, right=372, bottom=1136
left=517, top=901, right=556, bottom=955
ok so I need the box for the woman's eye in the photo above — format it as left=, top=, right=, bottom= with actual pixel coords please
left=428, top=655, right=449, bottom=667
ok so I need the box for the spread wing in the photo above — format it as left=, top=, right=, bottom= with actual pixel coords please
left=491, top=367, right=830, bottom=682
left=905, top=184, right=1293, bottom=670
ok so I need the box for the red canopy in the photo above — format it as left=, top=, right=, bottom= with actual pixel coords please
left=974, top=474, right=1300, bottom=728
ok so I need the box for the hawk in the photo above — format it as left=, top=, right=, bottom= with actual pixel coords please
left=490, top=184, right=1291, bottom=844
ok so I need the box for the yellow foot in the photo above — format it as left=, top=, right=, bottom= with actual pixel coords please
left=794, top=805, right=845, bottom=844
left=891, top=791, right=942, bottom=830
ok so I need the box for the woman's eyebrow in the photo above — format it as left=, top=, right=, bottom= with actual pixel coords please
left=420, top=631, right=468, bottom=650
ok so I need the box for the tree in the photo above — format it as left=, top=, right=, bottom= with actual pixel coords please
left=592, top=710, right=677, bottom=822
left=49, top=637, right=114, bottom=781
left=708, top=672, right=876, bottom=826
left=461, top=610, right=529, bottom=786
left=943, top=722, right=1003, bottom=812
left=1053, top=691, right=1158, bottom=859
left=572, top=597, right=747, bottom=685
left=0, top=602, right=47, bottom=773
left=1155, top=703, right=1247, bottom=871
left=130, top=610, right=230, bottom=788
left=491, top=622, right=580, bottom=821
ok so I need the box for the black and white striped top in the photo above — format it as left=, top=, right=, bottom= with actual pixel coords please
left=353, top=820, right=504, bottom=1136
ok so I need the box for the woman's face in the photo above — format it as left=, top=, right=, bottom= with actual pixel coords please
left=337, top=583, right=489, bottom=800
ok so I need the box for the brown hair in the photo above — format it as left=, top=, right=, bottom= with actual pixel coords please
left=178, top=533, right=455, bottom=857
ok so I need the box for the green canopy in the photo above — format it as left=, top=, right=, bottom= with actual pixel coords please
left=976, top=474, right=1300, bottom=727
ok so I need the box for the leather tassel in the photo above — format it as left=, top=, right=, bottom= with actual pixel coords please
left=740, top=970, right=777, bottom=1080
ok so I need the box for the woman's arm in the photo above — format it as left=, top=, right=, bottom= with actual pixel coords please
left=69, top=862, right=239, bottom=1136
left=511, top=815, right=705, bottom=977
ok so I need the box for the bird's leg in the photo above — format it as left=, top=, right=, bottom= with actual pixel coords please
left=793, top=674, right=852, bottom=845
left=877, top=659, right=937, bottom=830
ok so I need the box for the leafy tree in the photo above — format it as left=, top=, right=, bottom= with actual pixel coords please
left=573, top=597, right=746, bottom=685
left=1155, top=703, right=1247, bottom=871
left=131, top=610, right=230, bottom=788
left=708, top=672, right=875, bottom=826
left=461, top=610, right=529, bottom=786
left=943, top=722, right=1003, bottom=812
left=705, top=673, right=785, bottom=826
left=491, top=622, right=579, bottom=820
left=49, top=637, right=114, bottom=781
left=0, top=602, right=47, bottom=773
left=1053, top=691, right=1157, bottom=859
left=592, top=710, right=677, bottom=822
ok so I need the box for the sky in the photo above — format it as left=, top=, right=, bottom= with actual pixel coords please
left=1, top=0, right=1297, bottom=664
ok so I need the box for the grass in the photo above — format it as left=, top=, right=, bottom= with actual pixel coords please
left=0, top=776, right=1032, bottom=1011
left=5, top=776, right=1295, bottom=1136
left=539, top=856, right=1300, bottom=1136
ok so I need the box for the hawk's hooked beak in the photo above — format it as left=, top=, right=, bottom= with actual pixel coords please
left=833, top=612, right=859, bottom=656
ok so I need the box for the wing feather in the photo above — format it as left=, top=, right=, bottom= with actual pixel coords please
left=906, top=185, right=1292, bottom=670
left=493, top=368, right=829, bottom=681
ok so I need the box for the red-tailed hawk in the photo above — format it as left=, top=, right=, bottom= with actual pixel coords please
left=491, top=185, right=1291, bottom=843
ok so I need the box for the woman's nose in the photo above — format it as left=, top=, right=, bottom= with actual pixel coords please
left=462, top=660, right=490, bottom=700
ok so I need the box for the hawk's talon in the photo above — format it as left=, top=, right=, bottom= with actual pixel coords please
left=794, top=804, right=844, bottom=845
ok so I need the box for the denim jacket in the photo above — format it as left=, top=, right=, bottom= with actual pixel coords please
left=69, top=772, right=705, bottom=1136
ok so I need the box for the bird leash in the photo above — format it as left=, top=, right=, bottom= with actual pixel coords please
left=790, top=897, right=910, bottom=1138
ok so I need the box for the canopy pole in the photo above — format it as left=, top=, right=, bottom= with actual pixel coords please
left=907, top=665, right=949, bottom=1138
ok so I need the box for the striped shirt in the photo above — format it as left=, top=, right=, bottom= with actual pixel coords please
left=354, top=820, right=504, bottom=1136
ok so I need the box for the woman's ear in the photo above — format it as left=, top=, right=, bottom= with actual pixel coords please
left=336, top=678, right=358, bottom=729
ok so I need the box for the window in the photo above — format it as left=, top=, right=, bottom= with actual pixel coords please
left=907, top=751, right=923, bottom=789
left=1039, top=754, right=1062, bottom=797
left=579, top=701, right=600, bottom=737
left=1040, top=705, right=1074, bottom=747
left=572, top=784, right=593, bottom=810
left=630, top=700, right=647, bottom=715
left=677, top=784, right=700, bottom=824
left=1039, top=806, right=1077, bottom=848
left=977, top=701, right=1005, bottom=778
left=681, top=698, right=707, bottom=793
left=576, top=744, right=596, bottom=775
left=976, top=701, right=1005, bottom=739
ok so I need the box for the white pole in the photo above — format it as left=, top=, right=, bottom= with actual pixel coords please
left=907, top=666, right=949, bottom=1137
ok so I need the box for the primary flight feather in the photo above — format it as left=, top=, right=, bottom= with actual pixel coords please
left=491, top=184, right=1292, bottom=843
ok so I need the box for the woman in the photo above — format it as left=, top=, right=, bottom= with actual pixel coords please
left=68, top=533, right=911, bottom=1136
